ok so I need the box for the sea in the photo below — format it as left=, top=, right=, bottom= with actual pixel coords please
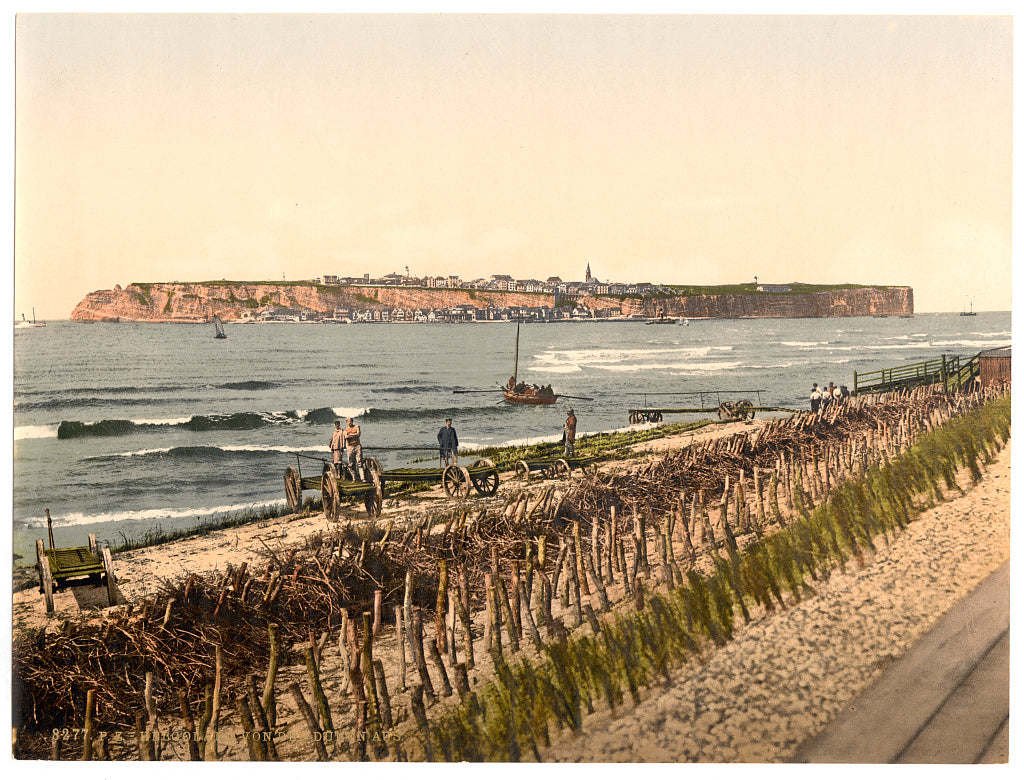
left=11, top=312, right=1011, bottom=564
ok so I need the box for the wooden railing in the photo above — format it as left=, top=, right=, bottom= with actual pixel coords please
left=853, top=353, right=981, bottom=395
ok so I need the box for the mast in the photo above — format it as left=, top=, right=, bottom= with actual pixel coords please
left=513, top=319, right=520, bottom=384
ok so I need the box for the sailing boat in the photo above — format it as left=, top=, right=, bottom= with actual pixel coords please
left=452, top=319, right=593, bottom=404
left=960, top=301, right=977, bottom=317
left=503, top=319, right=557, bottom=404
left=213, top=314, right=228, bottom=338
left=15, top=307, right=46, bottom=329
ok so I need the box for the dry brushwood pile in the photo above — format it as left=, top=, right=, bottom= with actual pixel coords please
left=12, top=385, right=1006, bottom=760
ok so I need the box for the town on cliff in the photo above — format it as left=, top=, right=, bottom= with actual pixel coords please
left=70, top=265, right=914, bottom=323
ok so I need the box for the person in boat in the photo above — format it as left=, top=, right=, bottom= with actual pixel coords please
left=508, top=376, right=516, bottom=391
left=540, top=384, right=554, bottom=397
left=563, top=408, right=577, bottom=457
left=438, top=417, right=459, bottom=466
left=329, top=421, right=345, bottom=475
left=345, top=417, right=364, bottom=481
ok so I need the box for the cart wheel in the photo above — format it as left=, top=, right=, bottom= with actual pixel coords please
left=443, top=465, right=471, bottom=499
left=285, top=467, right=302, bottom=514
left=554, top=458, right=572, bottom=478
left=321, top=467, right=340, bottom=520
left=364, top=472, right=383, bottom=517
left=101, top=546, right=117, bottom=606
left=362, top=457, right=383, bottom=478
left=469, top=458, right=499, bottom=496
left=515, top=460, right=530, bottom=480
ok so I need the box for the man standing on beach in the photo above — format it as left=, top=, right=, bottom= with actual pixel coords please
left=563, top=408, right=577, bottom=457
left=329, top=420, right=345, bottom=475
left=345, top=417, right=363, bottom=481
left=810, top=383, right=822, bottom=413
left=438, top=417, right=459, bottom=466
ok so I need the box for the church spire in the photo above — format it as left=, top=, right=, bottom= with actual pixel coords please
left=585, top=262, right=592, bottom=283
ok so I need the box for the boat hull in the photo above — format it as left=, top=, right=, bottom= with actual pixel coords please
left=503, top=390, right=558, bottom=405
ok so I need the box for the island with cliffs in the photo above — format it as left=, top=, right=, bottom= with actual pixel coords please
left=70, top=279, right=913, bottom=323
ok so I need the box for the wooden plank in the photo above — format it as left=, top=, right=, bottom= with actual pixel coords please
left=797, top=562, right=1009, bottom=763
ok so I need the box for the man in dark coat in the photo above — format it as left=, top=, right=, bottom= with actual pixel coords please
left=438, top=417, right=459, bottom=465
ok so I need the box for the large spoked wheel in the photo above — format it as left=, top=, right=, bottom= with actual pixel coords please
left=285, top=467, right=302, bottom=513
left=101, top=546, right=117, bottom=606
left=362, top=457, right=383, bottom=480
left=363, top=472, right=383, bottom=516
left=554, top=458, right=572, bottom=478
left=321, top=466, right=340, bottom=520
left=469, top=458, right=499, bottom=496
left=515, top=460, right=531, bottom=481
left=442, top=465, right=471, bottom=499
left=36, top=540, right=54, bottom=613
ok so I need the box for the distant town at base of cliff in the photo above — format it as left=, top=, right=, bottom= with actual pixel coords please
left=70, top=276, right=914, bottom=323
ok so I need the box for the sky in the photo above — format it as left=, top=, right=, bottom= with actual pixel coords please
left=11, top=12, right=1014, bottom=319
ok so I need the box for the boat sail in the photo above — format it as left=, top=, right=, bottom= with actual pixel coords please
left=213, top=314, right=227, bottom=339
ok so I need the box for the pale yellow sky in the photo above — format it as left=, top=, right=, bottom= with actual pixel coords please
left=13, top=13, right=1013, bottom=318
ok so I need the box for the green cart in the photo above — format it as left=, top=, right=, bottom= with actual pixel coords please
left=35, top=511, right=117, bottom=614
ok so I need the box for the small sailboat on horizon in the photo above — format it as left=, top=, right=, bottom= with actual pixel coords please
left=15, top=308, right=46, bottom=329
left=213, top=314, right=228, bottom=338
left=960, top=300, right=977, bottom=317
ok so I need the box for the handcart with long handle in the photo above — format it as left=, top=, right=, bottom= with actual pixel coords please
left=35, top=509, right=117, bottom=614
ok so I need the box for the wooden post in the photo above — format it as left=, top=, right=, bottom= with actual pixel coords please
left=45, top=508, right=54, bottom=549
left=360, top=612, right=383, bottom=747
left=483, top=572, right=494, bottom=650
left=425, top=633, right=454, bottom=698
left=497, top=575, right=520, bottom=652
left=394, top=604, right=407, bottom=690
left=236, top=693, right=262, bottom=761
left=178, top=690, right=201, bottom=761
left=373, top=589, right=383, bottom=638
left=435, top=560, right=448, bottom=654
left=518, top=580, right=543, bottom=648
left=411, top=607, right=437, bottom=702
left=288, top=682, right=329, bottom=761
left=574, top=522, right=590, bottom=596
left=204, top=645, right=222, bottom=761
left=372, top=659, right=394, bottom=732
left=246, top=673, right=277, bottom=760
left=456, top=569, right=474, bottom=670
left=583, top=551, right=610, bottom=611
left=82, top=688, right=95, bottom=760
left=305, top=647, right=335, bottom=736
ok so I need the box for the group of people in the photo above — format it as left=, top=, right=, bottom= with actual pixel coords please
left=330, top=418, right=365, bottom=480
left=506, top=376, right=555, bottom=398
left=809, top=382, right=849, bottom=412
left=329, top=406, right=579, bottom=479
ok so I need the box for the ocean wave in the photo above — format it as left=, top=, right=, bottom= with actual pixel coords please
left=54, top=407, right=384, bottom=439
left=361, top=405, right=509, bottom=423
left=18, top=500, right=287, bottom=530
left=84, top=443, right=328, bottom=461
left=605, top=360, right=744, bottom=374
left=14, top=424, right=60, bottom=440
left=216, top=380, right=281, bottom=391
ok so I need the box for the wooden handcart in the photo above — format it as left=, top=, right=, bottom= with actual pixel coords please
left=514, top=453, right=598, bottom=480
left=380, top=458, right=500, bottom=500
left=35, top=510, right=117, bottom=614
left=284, top=454, right=384, bottom=519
